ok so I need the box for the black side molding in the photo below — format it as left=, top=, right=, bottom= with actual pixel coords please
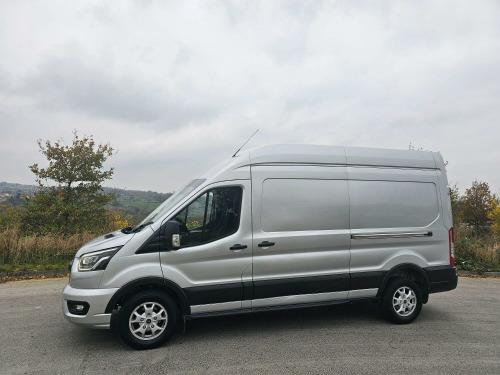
left=185, top=283, right=244, bottom=305
left=253, top=274, right=349, bottom=300
left=350, top=271, right=387, bottom=290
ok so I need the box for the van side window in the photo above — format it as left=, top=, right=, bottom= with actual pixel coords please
left=172, top=186, right=242, bottom=248
left=349, top=180, right=439, bottom=229
left=260, top=179, right=349, bottom=232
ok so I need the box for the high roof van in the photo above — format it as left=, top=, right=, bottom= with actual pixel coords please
left=63, top=144, right=458, bottom=349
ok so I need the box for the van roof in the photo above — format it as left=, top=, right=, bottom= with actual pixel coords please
left=198, top=144, right=444, bottom=187
left=247, top=144, right=441, bottom=170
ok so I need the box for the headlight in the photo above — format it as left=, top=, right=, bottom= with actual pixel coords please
left=78, top=247, right=121, bottom=272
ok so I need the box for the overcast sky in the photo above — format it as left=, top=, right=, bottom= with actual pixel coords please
left=1, top=0, right=499, bottom=194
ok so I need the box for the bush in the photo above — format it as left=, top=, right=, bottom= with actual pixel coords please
left=0, top=204, right=22, bottom=230
left=454, top=226, right=500, bottom=273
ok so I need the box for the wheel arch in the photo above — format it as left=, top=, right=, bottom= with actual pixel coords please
left=105, top=277, right=191, bottom=315
left=377, top=263, right=431, bottom=302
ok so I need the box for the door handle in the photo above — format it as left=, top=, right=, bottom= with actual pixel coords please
left=230, top=244, right=247, bottom=251
left=258, top=241, right=275, bottom=248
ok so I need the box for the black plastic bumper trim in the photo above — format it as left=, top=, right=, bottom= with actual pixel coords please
left=424, top=265, right=458, bottom=293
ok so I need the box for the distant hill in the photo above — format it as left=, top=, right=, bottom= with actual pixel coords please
left=0, top=182, right=173, bottom=224
left=0, top=182, right=38, bottom=206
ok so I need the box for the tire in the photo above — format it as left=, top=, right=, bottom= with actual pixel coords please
left=382, top=277, right=422, bottom=324
left=117, top=290, right=178, bottom=350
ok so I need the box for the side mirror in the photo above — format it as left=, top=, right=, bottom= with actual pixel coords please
left=162, top=221, right=181, bottom=250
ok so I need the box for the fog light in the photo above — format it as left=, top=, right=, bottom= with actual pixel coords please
left=67, top=301, right=90, bottom=315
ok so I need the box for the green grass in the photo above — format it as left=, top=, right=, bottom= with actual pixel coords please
left=0, top=258, right=72, bottom=272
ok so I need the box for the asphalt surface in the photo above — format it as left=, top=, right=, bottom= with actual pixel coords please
left=0, top=277, right=499, bottom=375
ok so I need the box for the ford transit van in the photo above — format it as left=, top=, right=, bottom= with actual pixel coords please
left=63, top=144, right=458, bottom=349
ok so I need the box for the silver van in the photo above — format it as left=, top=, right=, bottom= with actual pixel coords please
left=63, top=144, right=458, bottom=349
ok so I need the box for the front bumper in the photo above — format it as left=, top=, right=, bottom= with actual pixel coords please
left=62, top=284, right=119, bottom=329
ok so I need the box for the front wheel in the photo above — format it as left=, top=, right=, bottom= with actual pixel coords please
left=382, top=278, right=422, bottom=324
left=117, top=290, right=178, bottom=349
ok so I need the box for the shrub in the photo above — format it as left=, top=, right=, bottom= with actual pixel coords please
left=454, top=226, right=500, bottom=273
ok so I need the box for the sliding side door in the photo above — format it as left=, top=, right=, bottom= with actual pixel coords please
left=251, top=165, right=351, bottom=308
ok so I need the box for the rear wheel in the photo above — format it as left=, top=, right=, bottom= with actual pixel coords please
left=117, top=290, right=178, bottom=349
left=382, top=278, right=422, bottom=324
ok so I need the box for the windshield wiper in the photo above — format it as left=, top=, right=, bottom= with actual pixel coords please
left=131, top=221, right=154, bottom=233
left=120, top=221, right=153, bottom=234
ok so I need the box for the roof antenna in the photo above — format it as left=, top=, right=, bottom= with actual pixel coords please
left=232, top=129, right=259, bottom=157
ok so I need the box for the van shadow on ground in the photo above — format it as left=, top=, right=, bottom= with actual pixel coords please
left=68, top=301, right=423, bottom=351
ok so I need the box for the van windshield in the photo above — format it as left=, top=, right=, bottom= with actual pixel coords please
left=138, top=179, right=206, bottom=226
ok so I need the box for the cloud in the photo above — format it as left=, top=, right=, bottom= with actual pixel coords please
left=16, top=54, right=221, bottom=127
left=0, top=0, right=499, bottom=194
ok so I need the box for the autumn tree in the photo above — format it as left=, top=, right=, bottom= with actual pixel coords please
left=489, top=199, right=500, bottom=236
left=449, top=184, right=462, bottom=226
left=23, top=131, right=116, bottom=234
left=460, top=180, right=494, bottom=234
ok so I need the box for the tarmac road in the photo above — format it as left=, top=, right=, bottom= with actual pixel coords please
left=0, top=277, right=499, bottom=375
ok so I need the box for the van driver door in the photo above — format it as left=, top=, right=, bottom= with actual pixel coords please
left=158, top=180, right=253, bottom=314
